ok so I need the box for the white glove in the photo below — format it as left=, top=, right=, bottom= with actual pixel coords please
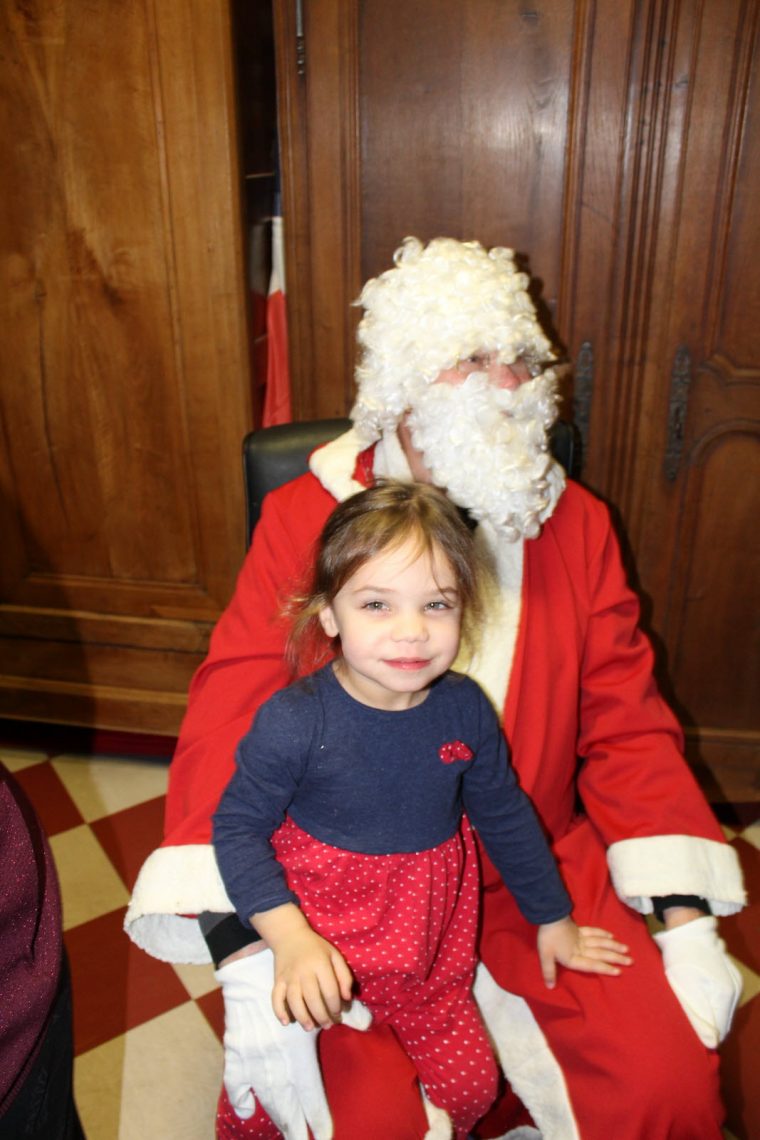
left=215, top=949, right=372, bottom=1139
left=654, top=915, right=743, bottom=1049
left=216, top=950, right=331, bottom=1139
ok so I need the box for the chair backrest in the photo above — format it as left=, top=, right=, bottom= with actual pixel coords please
left=242, top=417, right=578, bottom=546
left=243, top=418, right=351, bottom=545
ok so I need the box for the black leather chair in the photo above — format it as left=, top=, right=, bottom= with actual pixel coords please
left=242, top=418, right=578, bottom=546
left=243, top=418, right=351, bottom=545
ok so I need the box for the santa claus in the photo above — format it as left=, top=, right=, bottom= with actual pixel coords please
left=126, top=236, right=745, bottom=1140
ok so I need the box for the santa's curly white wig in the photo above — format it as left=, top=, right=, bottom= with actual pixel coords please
left=351, top=236, right=557, bottom=443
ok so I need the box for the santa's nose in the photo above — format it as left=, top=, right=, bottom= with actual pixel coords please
left=487, top=359, right=532, bottom=390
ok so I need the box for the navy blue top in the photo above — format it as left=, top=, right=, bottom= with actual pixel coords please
left=213, top=665, right=571, bottom=927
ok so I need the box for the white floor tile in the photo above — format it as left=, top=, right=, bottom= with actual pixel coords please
left=74, top=1035, right=126, bottom=1140
left=52, top=755, right=169, bottom=821
left=0, top=746, right=50, bottom=771
left=741, top=821, right=760, bottom=852
left=732, top=956, right=760, bottom=1008
left=173, top=960, right=219, bottom=1000
left=118, top=1003, right=222, bottom=1139
left=49, top=825, right=129, bottom=929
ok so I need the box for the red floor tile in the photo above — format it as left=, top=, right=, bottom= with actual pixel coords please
left=14, top=762, right=84, bottom=837
left=722, top=838, right=760, bottom=974
left=196, top=987, right=225, bottom=1043
left=720, top=995, right=760, bottom=1140
left=65, top=908, right=190, bottom=1054
left=91, top=795, right=166, bottom=891
left=733, top=836, right=760, bottom=900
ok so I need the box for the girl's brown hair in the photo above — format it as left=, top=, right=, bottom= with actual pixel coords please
left=287, top=480, right=491, bottom=671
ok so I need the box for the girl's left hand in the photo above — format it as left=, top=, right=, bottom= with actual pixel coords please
left=537, top=917, right=633, bottom=988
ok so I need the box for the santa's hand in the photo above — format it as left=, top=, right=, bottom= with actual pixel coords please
left=215, top=949, right=334, bottom=1139
left=654, top=915, right=742, bottom=1049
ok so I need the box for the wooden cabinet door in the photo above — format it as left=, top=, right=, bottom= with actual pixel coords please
left=275, top=0, right=759, bottom=793
left=585, top=0, right=759, bottom=793
left=0, top=1, right=252, bottom=733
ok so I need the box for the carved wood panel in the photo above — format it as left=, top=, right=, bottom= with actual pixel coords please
left=625, top=0, right=760, bottom=784
left=566, top=0, right=759, bottom=788
left=275, top=0, right=759, bottom=791
left=0, top=0, right=253, bottom=732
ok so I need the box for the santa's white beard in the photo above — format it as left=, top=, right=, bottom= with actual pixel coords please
left=406, top=372, right=565, bottom=541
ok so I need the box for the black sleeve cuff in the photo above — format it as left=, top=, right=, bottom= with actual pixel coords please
left=651, top=895, right=711, bottom=924
left=199, top=911, right=262, bottom=968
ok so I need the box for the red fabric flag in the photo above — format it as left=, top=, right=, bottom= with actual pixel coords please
left=262, top=216, right=292, bottom=426
left=248, top=221, right=269, bottom=396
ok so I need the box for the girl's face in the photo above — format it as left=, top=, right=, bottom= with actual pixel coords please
left=318, top=537, right=462, bottom=711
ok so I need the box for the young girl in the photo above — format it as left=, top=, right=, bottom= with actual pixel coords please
left=212, top=481, right=631, bottom=1139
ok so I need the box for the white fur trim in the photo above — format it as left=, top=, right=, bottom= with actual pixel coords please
left=308, top=428, right=366, bottom=503
left=373, top=426, right=414, bottom=482
left=124, top=845, right=233, bottom=963
left=607, top=835, right=746, bottom=916
left=421, top=1091, right=453, bottom=1139
left=474, top=963, right=579, bottom=1140
left=458, top=522, right=522, bottom=714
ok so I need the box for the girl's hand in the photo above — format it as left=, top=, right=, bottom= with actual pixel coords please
left=537, top=916, right=633, bottom=988
left=252, top=903, right=354, bottom=1030
left=272, top=926, right=354, bottom=1030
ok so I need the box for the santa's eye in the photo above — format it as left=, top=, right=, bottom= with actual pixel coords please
left=460, top=353, right=488, bottom=369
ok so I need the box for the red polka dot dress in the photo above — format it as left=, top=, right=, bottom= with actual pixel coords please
left=271, top=815, right=498, bottom=1138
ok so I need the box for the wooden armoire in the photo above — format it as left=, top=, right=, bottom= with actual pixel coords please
left=1, top=2, right=254, bottom=734
left=1, top=1, right=758, bottom=798
left=275, top=0, right=760, bottom=798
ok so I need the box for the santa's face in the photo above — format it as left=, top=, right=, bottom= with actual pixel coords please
left=434, top=353, right=534, bottom=391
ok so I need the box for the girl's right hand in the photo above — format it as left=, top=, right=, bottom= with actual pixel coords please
left=272, top=926, right=354, bottom=1030
left=252, top=902, right=354, bottom=1030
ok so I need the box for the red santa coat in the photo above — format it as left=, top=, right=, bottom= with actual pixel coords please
left=126, top=437, right=744, bottom=1139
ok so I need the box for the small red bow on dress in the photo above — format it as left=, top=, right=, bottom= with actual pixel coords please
left=438, top=740, right=474, bottom=764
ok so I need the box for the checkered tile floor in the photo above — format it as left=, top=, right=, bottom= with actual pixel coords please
left=3, top=740, right=758, bottom=1139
